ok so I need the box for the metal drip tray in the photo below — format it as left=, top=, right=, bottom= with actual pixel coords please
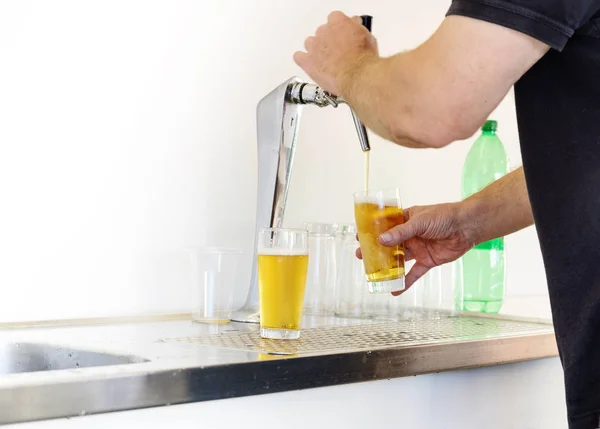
left=158, top=316, right=553, bottom=356
left=0, top=342, right=149, bottom=375
left=0, top=314, right=557, bottom=424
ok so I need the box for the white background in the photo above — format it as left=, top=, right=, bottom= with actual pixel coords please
left=0, top=0, right=547, bottom=322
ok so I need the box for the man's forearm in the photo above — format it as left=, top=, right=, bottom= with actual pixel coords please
left=340, top=46, right=464, bottom=148
left=338, top=16, right=548, bottom=149
left=340, top=52, right=461, bottom=148
left=459, top=167, right=534, bottom=244
left=340, top=54, right=436, bottom=148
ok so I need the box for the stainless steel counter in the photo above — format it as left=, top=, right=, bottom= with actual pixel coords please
left=0, top=313, right=557, bottom=424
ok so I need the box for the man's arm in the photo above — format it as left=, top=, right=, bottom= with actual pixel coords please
left=294, top=13, right=549, bottom=148
left=461, top=166, right=534, bottom=244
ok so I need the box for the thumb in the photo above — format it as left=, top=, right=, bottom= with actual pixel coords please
left=378, top=216, right=425, bottom=247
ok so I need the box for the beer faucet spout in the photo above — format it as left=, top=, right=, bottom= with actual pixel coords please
left=287, top=82, right=371, bottom=153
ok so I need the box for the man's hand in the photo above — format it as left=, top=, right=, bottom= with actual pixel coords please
left=293, top=11, right=378, bottom=96
left=357, top=203, right=477, bottom=293
left=356, top=168, right=535, bottom=294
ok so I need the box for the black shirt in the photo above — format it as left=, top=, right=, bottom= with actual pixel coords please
left=447, top=1, right=600, bottom=428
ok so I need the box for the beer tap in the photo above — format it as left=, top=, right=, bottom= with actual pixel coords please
left=286, top=83, right=371, bottom=152
left=232, top=16, right=373, bottom=322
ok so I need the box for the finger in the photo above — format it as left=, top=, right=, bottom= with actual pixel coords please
left=379, top=218, right=425, bottom=247
left=293, top=51, right=309, bottom=68
left=405, top=263, right=430, bottom=289
left=372, top=36, right=379, bottom=51
left=355, top=233, right=359, bottom=241
left=392, top=263, right=429, bottom=297
left=391, top=288, right=408, bottom=297
left=355, top=247, right=363, bottom=259
left=327, top=11, right=347, bottom=23
left=404, top=248, right=414, bottom=261
left=316, top=24, right=328, bottom=37
left=351, top=15, right=362, bottom=25
left=304, top=36, right=316, bottom=52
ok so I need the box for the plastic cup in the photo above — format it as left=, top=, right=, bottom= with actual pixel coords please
left=188, top=247, right=242, bottom=324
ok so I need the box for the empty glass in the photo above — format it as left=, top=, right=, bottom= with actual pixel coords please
left=363, top=286, right=394, bottom=318
left=387, top=273, right=421, bottom=319
left=188, top=247, right=242, bottom=324
left=453, top=257, right=465, bottom=313
left=303, top=223, right=337, bottom=316
left=334, top=224, right=355, bottom=268
left=422, top=266, right=443, bottom=319
left=335, top=224, right=368, bottom=318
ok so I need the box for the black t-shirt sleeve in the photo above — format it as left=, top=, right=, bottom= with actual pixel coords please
left=446, top=0, right=600, bottom=51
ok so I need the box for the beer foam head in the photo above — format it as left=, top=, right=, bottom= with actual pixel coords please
left=354, top=195, right=401, bottom=207
left=257, top=247, right=308, bottom=256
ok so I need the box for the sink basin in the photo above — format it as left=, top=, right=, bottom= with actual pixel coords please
left=0, top=343, right=148, bottom=375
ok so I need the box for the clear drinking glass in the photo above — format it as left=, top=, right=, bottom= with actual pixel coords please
left=303, top=222, right=336, bottom=316
left=334, top=223, right=355, bottom=268
left=257, top=228, right=309, bottom=340
left=422, top=266, right=443, bottom=319
left=387, top=274, right=421, bottom=319
left=453, top=257, right=465, bottom=312
left=334, top=224, right=369, bottom=318
left=353, top=188, right=405, bottom=294
left=189, top=247, right=242, bottom=324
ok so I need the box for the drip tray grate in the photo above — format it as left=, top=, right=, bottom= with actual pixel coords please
left=158, top=317, right=553, bottom=356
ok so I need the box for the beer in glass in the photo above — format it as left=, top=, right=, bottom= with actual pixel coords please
left=353, top=189, right=405, bottom=293
left=257, top=228, right=309, bottom=339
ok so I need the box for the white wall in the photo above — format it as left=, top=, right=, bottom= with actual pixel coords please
left=0, top=0, right=547, bottom=322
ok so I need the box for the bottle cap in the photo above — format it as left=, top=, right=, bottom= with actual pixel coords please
left=482, top=120, right=497, bottom=132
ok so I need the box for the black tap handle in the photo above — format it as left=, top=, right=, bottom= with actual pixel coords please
left=360, top=15, right=373, bottom=32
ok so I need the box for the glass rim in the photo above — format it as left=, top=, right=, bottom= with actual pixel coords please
left=303, top=222, right=336, bottom=236
left=186, top=246, right=243, bottom=255
left=353, top=187, right=401, bottom=197
left=337, top=224, right=357, bottom=234
left=259, top=227, right=308, bottom=234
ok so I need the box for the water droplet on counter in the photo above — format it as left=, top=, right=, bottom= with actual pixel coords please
left=79, top=410, right=87, bottom=416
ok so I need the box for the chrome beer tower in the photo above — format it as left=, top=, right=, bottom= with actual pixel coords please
left=232, top=16, right=373, bottom=322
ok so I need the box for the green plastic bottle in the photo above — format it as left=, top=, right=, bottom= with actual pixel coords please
left=459, top=120, right=509, bottom=313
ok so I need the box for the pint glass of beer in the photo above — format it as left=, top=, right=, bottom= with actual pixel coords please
left=353, top=189, right=405, bottom=294
left=258, top=228, right=309, bottom=340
